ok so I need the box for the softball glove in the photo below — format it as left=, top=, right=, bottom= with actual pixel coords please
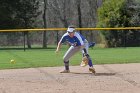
left=80, top=56, right=89, bottom=67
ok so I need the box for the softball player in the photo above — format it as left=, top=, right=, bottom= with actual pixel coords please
left=55, top=26, right=95, bottom=73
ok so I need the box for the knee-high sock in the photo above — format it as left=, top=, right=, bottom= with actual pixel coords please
left=88, top=58, right=93, bottom=67
left=64, top=61, right=69, bottom=70
left=84, top=54, right=93, bottom=67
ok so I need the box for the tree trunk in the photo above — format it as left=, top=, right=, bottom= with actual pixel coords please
left=77, top=0, right=82, bottom=34
left=43, top=0, right=47, bottom=48
left=26, top=31, right=31, bottom=48
left=24, top=19, right=31, bottom=48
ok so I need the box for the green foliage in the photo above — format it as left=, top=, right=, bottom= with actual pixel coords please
left=0, top=0, right=41, bottom=46
left=97, top=0, right=125, bottom=47
left=121, top=0, right=140, bottom=47
left=0, top=0, right=18, bottom=29
left=0, top=0, right=41, bottom=29
left=12, top=0, right=41, bottom=28
left=97, top=0, right=140, bottom=47
left=98, top=0, right=125, bottom=28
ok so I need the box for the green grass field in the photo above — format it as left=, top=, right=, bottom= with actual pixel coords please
left=0, top=46, right=140, bottom=69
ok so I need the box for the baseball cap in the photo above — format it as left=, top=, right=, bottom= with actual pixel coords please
left=67, top=28, right=75, bottom=33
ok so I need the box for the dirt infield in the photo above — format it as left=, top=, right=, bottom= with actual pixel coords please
left=0, top=63, right=140, bottom=93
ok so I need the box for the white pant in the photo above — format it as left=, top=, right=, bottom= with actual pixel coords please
left=63, top=39, right=89, bottom=62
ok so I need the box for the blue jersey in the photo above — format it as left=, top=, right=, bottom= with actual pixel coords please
left=59, top=32, right=86, bottom=46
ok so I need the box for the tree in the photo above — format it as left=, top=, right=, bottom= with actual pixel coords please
left=42, top=0, right=48, bottom=48
left=97, top=0, right=140, bottom=47
left=0, top=0, right=18, bottom=29
left=13, top=0, right=41, bottom=48
left=47, top=0, right=69, bottom=27
left=0, top=0, right=41, bottom=47
left=0, top=0, right=25, bottom=46
left=45, top=0, right=70, bottom=44
left=97, top=0, right=125, bottom=47
left=76, top=0, right=82, bottom=34
left=79, top=0, right=99, bottom=42
left=121, top=0, right=140, bottom=46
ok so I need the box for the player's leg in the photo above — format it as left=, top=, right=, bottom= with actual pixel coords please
left=82, top=40, right=96, bottom=73
left=82, top=40, right=93, bottom=67
left=83, top=48, right=95, bottom=73
left=82, top=48, right=93, bottom=67
left=60, top=46, right=82, bottom=73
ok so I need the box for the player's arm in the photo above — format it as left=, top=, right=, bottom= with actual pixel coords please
left=55, top=41, right=62, bottom=53
left=55, top=33, right=67, bottom=53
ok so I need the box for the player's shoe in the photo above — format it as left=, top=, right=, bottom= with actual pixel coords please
left=89, top=67, right=96, bottom=74
left=60, top=69, right=70, bottom=73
